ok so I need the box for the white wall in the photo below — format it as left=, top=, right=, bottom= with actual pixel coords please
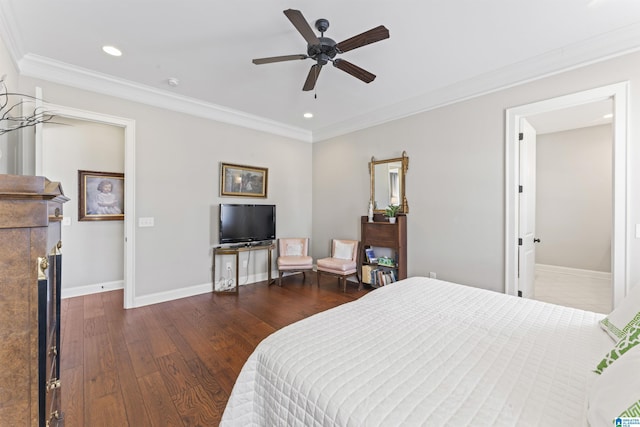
left=5, top=37, right=640, bottom=302
left=536, top=125, right=612, bottom=272
left=0, top=36, right=22, bottom=174
left=13, top=74, right=313, bottom=306
left=313, top=50, right=640, bottom=294
left=42, top=116, right=126, bottom=294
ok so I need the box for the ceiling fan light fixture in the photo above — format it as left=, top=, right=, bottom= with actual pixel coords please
left=102, top=45, right=122, bottom=57
left=252, top=9, right=389, bottom=92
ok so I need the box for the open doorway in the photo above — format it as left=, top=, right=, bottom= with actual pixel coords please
left=35, top=102, right=137, bottom=309
left=505, top=82, right=629, bottom=311
left=527, top=113, right=613, bottom=313
left=42, top=116, right=126, bottom=299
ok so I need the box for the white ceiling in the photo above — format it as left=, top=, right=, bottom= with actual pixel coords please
left=1, top=1, right=639, bottom=142
left=526, top=99, right=613, bottom=135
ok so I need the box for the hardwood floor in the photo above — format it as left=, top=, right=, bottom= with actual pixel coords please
left=60, top=275, right=368, bottom=426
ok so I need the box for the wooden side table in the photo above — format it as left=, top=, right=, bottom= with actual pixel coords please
left=212, top=243, right=275, bottom=293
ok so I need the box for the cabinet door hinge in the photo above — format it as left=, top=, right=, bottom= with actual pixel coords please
left=518, top=238, right=523, bottom=246
left=519, top=185, right=523, bottom=193
left=519, top=132, right=524, bottom=141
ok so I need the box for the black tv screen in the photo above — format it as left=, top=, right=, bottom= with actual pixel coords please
left=219, top=204, right=276, bottom=244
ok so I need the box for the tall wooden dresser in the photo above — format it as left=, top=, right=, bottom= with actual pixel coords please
left=0, top=174, right=69, bottom=426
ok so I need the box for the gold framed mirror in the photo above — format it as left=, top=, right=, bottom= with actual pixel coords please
left=369, top=151, right=409, bottom=214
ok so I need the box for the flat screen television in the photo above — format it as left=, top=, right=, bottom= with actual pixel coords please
left=219, top=204, right=276, bottom=245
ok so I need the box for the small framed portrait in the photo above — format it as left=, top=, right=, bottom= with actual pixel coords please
left=220, top=163, right=268, bottom=198
left=78, top=170, right=125, bottom=221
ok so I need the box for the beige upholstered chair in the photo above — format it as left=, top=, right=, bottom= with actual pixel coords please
left=316, top=239, right=360, bottom=292
left=276, top=238, right=314, bottom=286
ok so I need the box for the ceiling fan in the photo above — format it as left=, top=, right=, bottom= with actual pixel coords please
left=252, top=9, right=390, bottom=91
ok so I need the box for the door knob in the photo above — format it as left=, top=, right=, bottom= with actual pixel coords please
left=533, top=238, right=541, bottom=243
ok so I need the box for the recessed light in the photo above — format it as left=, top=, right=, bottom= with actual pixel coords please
left=102, top=45, right=122, bottom=57
left=303, top=112, right=313, bottom=119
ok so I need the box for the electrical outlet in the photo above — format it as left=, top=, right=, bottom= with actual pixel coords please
left=429, top=272, right=437, bottom=279
left=226, top=262, right=232, bottom=270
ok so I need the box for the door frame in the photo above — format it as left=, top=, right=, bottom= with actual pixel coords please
left=505, top=82, right=629, bottom=307
left=35, top=103, right=137, bottom=309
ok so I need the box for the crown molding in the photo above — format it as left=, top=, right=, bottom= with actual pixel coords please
left=8, top=19, right=640, bottom=144
left=18, top=54, right=313, bottom=143
left=0, top=3, right=23, bottom=72
left=311, top=22, right=640, bottom=142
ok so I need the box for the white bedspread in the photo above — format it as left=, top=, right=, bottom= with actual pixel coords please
left=220, top=277, right=612, bottom=426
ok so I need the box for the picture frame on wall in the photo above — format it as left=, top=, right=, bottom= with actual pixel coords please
left=78, top=170, right=125, bottom=221
left=220, top=162, right=268, bottom=198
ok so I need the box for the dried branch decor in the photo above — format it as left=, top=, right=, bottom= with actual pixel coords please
left=0, top=77, right=54, bottom=135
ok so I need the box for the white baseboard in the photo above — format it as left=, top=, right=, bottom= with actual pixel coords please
left=535, top=263, right=612, bottom=280
left=133, top=282, right=214, bottom=308
left=133, top=271, right=277, bottom=308
left=61, top=272, right=279, bottom=307
left=62, top=280, right=124, bottom=299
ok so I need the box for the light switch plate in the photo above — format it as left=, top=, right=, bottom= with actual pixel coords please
left=62, top=217, right=71, bottom=226
left=138, top=217, right=155, bottom=227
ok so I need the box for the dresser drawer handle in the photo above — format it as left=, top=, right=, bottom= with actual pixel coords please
left=46, top=378, right=61, bottom=391
left=46, top=410, right=63, bottom=426
left=38, top=257, right=49, bottom=280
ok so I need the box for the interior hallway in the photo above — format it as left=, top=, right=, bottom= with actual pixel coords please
left=533, top=265, right=611, bottom=314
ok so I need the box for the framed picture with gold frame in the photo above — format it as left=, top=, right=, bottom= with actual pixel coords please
left=220, top=163, right=268, bottom=198
left=78, top=170, right=125, bottom=221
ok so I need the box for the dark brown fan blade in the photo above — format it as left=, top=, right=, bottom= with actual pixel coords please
left=336, top=25, right=390, bottom=53
left=284, top=9, right=320, bottom=46
left=333, top=59, right=376, bottom=83
left=252, top=54, right=307, bottom=65
left=303, top=64, right=322, bottom=91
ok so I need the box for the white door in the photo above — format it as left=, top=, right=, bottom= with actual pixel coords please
left=518, top=119, right=537, bottom=298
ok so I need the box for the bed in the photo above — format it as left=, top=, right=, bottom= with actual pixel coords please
left=219, top=277, right=619, bottom=426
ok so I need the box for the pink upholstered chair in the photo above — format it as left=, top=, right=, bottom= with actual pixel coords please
left=276, top=238, right=314, bottom=286
left=316, top=239, right=361, bottom=292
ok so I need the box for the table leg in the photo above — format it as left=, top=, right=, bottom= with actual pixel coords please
left=212, top=251, right=216, bottom=292
left=234, top=251, right=240, bottom=293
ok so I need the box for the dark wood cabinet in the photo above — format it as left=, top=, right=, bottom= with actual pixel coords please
left=0, top=174, right=68, bottom=426
left=360, top=215, right=407, bottom=287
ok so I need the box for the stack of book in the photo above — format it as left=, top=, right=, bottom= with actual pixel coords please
left=361, top=264, right=397, bottom=287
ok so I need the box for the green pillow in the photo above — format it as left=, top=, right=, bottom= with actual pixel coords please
left=588, top=344, right=640, bottom=426
left=599, top=284, right=640, bottom=341
left=594, top=322, right=640, bottom=374
left=619, top=400, right=640, bottom=418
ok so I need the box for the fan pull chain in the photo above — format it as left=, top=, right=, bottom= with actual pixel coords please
left=317, top=28, right=324, bottom=101
left=314, top=64, right=319, bottom=99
